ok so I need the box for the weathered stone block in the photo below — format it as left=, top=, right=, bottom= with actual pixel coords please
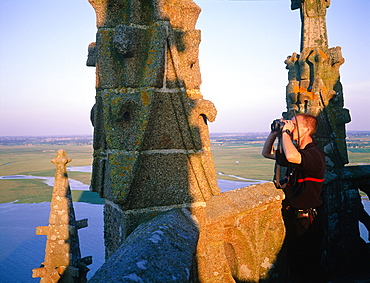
left=91, top=96, right=106, bottom=151
left=188, top=150, right=219, bottom=196
left=93, top=87, right=219, bottom=205
left=159, top=0, right=201, bottom=31
left=96, top=24, right=166, bottom=89
left=124, top=151, right=195, bottom=209
left=86, top=42, right=97, bottom=67
left=141, top=91, right=216, bottom=151
left=107, top=151, right=216, bottom=209
left=205, top=194, right=240, bottom=225
left=89, top=0, right=201, bottom=30
left=90, top=149, right=106, bottom=197
left=101, top=88, right=152, bottom=151
left=106, top=150, right=139, bottom=203
left=141, top=91, right=198, bottom=150
left=88, top=0, right=129, bottom=28
left=196, top=183, right=286, bottom=282
left=112, top=24, right=135, bottom=56
left=166, top=29, right=202, bottom=89
left=90, top=208, right=199, bottom=283
left=121, top=209, right=166, bottom=240
left=103, top=203, right=127, bottom=259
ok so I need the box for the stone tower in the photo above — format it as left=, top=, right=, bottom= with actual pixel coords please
left=87, top=0, right=219, bottom=258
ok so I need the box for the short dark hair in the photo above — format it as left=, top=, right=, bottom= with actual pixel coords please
left=296, top=113, right=317, bottom=136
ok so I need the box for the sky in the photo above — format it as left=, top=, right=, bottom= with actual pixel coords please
left=0, top=0, right=369, bottom=136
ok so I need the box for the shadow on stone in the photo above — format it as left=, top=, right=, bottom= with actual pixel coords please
left=89, top=208, right=199, bottom=282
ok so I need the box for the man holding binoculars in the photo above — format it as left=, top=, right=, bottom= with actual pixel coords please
left=262, top=113, right=326, bottom=282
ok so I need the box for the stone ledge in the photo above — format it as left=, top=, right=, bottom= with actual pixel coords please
left=89, top=208, right=199, bottom=283
left=206, top=182, right=284, bottom=225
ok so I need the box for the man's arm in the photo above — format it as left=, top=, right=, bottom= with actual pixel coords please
left=262, top=132, right=279, bottom=160
left=281, top=120, right=302, bottom=164
left=281, top=132, right=301, bottom=164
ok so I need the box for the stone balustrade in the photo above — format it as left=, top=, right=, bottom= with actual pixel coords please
left=89, top=182, right=286, bottom=282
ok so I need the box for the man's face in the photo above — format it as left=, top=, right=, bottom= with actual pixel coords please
left=291, top=116, right=306, bottom=141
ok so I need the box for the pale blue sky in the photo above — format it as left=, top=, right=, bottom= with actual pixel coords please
left=0, top=0, right=369, bottom=136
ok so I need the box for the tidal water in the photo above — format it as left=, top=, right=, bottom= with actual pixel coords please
left=0, top=175, right=89, bottom=191
left=0, top=165, right=267, bottom=193
left=0, top=202, right=104, bottom=282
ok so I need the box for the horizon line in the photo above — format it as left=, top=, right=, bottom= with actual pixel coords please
left=1, top=130, right=370, bottom=139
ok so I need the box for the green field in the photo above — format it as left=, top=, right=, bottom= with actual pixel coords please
left=211, top=141, right=276, bottom=181
left=0, top=144, right=102, bottom=204
left=1, top=132, right=369, bottom=204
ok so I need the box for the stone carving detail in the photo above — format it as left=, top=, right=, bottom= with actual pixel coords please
left=32, top=150, right=91, bottom=282
left=113, top=24, right=135, bottom=56
left=86, top=42, right=97, bottom=67
left=196, top=183, right=286, bottom=282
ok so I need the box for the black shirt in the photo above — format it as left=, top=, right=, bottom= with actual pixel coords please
left=277, top=143, right=326, bottom=209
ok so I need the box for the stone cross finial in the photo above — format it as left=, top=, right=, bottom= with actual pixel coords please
left=51, top=148, right=72, bottom=165
left=32, top=150, right=91, bottom=282
left=291, top=0, right=330, bottom=51
left=51, top=149, right=71, bottom=185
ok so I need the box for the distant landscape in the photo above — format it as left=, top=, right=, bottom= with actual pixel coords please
left=1, top=132, right=369, bottom=282
left=1, top=131, right=369, bottom=204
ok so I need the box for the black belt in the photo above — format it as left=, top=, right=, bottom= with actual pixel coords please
left=285, top=206, right=317, bottom=220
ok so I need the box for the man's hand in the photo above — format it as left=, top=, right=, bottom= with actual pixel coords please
left=283, top=120, right=295, bottom=133
left=282, top=120, right=301, bottom=164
